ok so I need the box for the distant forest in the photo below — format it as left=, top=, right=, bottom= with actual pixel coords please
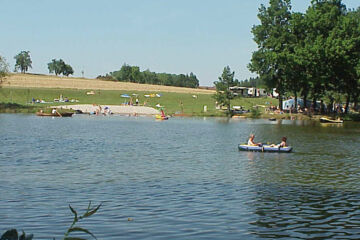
left=98, top=64, right=199, bottom=88
left=237, top=77, right=266, bottom=88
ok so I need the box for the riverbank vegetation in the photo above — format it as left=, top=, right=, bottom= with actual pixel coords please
left=2, top=87, right=359, bottom=120
left=0, top=87, right=276, bottom=116
left=0, top=103, right=38, bottom=113
left=1, top=0, right=359, bottom=120
left=249, top=0, right=360, bottom=113
left=213, top=66, right=237, bottom=115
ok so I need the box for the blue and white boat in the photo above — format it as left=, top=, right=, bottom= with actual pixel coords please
left=238, top=144, right=292, bottom=153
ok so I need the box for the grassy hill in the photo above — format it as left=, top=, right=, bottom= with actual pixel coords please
left=0, top=87, right=277, bottom=116
left=2, top=73, right=214, bottom=94
left=0, top=73, right=278, bottom=116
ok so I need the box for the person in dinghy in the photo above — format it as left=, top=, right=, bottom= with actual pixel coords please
left=270, top=137, right=287, bottom=148
left=248, top=134, right=262, bottom=147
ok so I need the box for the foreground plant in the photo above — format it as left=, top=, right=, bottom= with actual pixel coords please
left=0, top=229, right=33, bottom=240
left=64, top=201, right=102, bottom=240
left=0, top=202, right=101, bottom=240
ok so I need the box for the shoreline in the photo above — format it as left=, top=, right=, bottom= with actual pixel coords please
left=1, top=103, right=358, bottom=122
left=52, top=104, right=160, bottom=115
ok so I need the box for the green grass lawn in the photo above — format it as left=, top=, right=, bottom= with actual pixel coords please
left=0, top=87, right=279, bottom=116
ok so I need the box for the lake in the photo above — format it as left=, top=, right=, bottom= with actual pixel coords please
left=0, top=114, right=359, bottom=239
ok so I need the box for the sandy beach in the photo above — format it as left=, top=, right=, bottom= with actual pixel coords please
left=54, top=104, right=160, bottom=115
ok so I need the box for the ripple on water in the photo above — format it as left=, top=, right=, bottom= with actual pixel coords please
left=0, top=115, right=360, bottom=239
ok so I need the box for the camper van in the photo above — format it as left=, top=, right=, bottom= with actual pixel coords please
left=247, top=88, right=267, bottom=97
left=272, top=88, right=279, bottom=98
left=247, top=88, right=255, bottom=97
left=229, top=86, right=248, bottom=97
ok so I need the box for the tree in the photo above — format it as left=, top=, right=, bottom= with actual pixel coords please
left=130, top=66, right=141, bottom=83
left=325, top=6, right=360, bottom=113
left=63, top=64, right=74, bottom=76
left=47, top=59, right=74, bottom=76
left=250, top=0, right=360, bottom=114
left=48, top=59, right=62, bottom=75
left=249, top=0, right=293, bottom=110
left=14, top=51, right=32, bottom=73
left=302, top=0, right=346, bottom=108
left=286, top=12, right=308, bottom=111
left=213, top=66, right=236, bottom=115
left=0, top=55, right=9, bottom=83
left=110, top=64, right=199, bottom=88
left=188, top=72, right=200, bottom=88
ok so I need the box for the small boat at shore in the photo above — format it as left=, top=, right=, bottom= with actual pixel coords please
left=238, top=144, right=292, bottom=153
left=155, top=115, right=168, bottom=120
left=319, top=117, right=343, bottom=123
left=155, top=110, right=168, bottom=120
left=36, top=112, right=74, bottom=117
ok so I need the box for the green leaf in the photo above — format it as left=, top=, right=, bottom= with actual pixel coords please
left=69, top=204, right=78, bottom=221
left=87, top=201, right=92, bottom=211
left=0, top=229, right=18, bottom=240
left=19, top=231, right=33, bottom=240
left=82, top=203, right=102, bottom=218
left=68, top=227, right=97, bottom=240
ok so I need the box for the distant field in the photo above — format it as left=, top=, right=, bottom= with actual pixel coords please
left=0, top=87, right=278, bottom=116
left=3, top=73, right=215, bottom=94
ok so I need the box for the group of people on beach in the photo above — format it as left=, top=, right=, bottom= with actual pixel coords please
left=248, top=134, right=287, bottom=148
left=91, top=105, right=112, bottom=115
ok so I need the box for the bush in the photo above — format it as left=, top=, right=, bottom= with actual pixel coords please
left=96, top=75, right=115, bottom=81
left=250, top=108, right=261, bottom=118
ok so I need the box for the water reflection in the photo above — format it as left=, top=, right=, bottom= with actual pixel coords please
left=246, top=152, right=256, bottom=161
left=319, top=122, right=344, bottom=128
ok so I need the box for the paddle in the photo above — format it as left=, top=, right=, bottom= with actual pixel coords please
left=56, top=110, right=62, bottom=117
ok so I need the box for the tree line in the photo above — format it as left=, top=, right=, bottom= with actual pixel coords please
left=99, top=64, right=199, bottom=88
left=3, top=52, right=200, bottom=88
left=0, top=51, right=75, bottom=77
left=237, top=77, right=266, bottom=88
left=249, top=0, right=360, bottom=112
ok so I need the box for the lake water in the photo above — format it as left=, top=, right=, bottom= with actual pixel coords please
left=0, top=114, right=360, bottom=239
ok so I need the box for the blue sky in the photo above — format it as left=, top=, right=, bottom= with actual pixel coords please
left=1, top=0, right=359, bottom=86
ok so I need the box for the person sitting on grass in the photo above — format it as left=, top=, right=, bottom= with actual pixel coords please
left=248, top=134, right=262, bottom=146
